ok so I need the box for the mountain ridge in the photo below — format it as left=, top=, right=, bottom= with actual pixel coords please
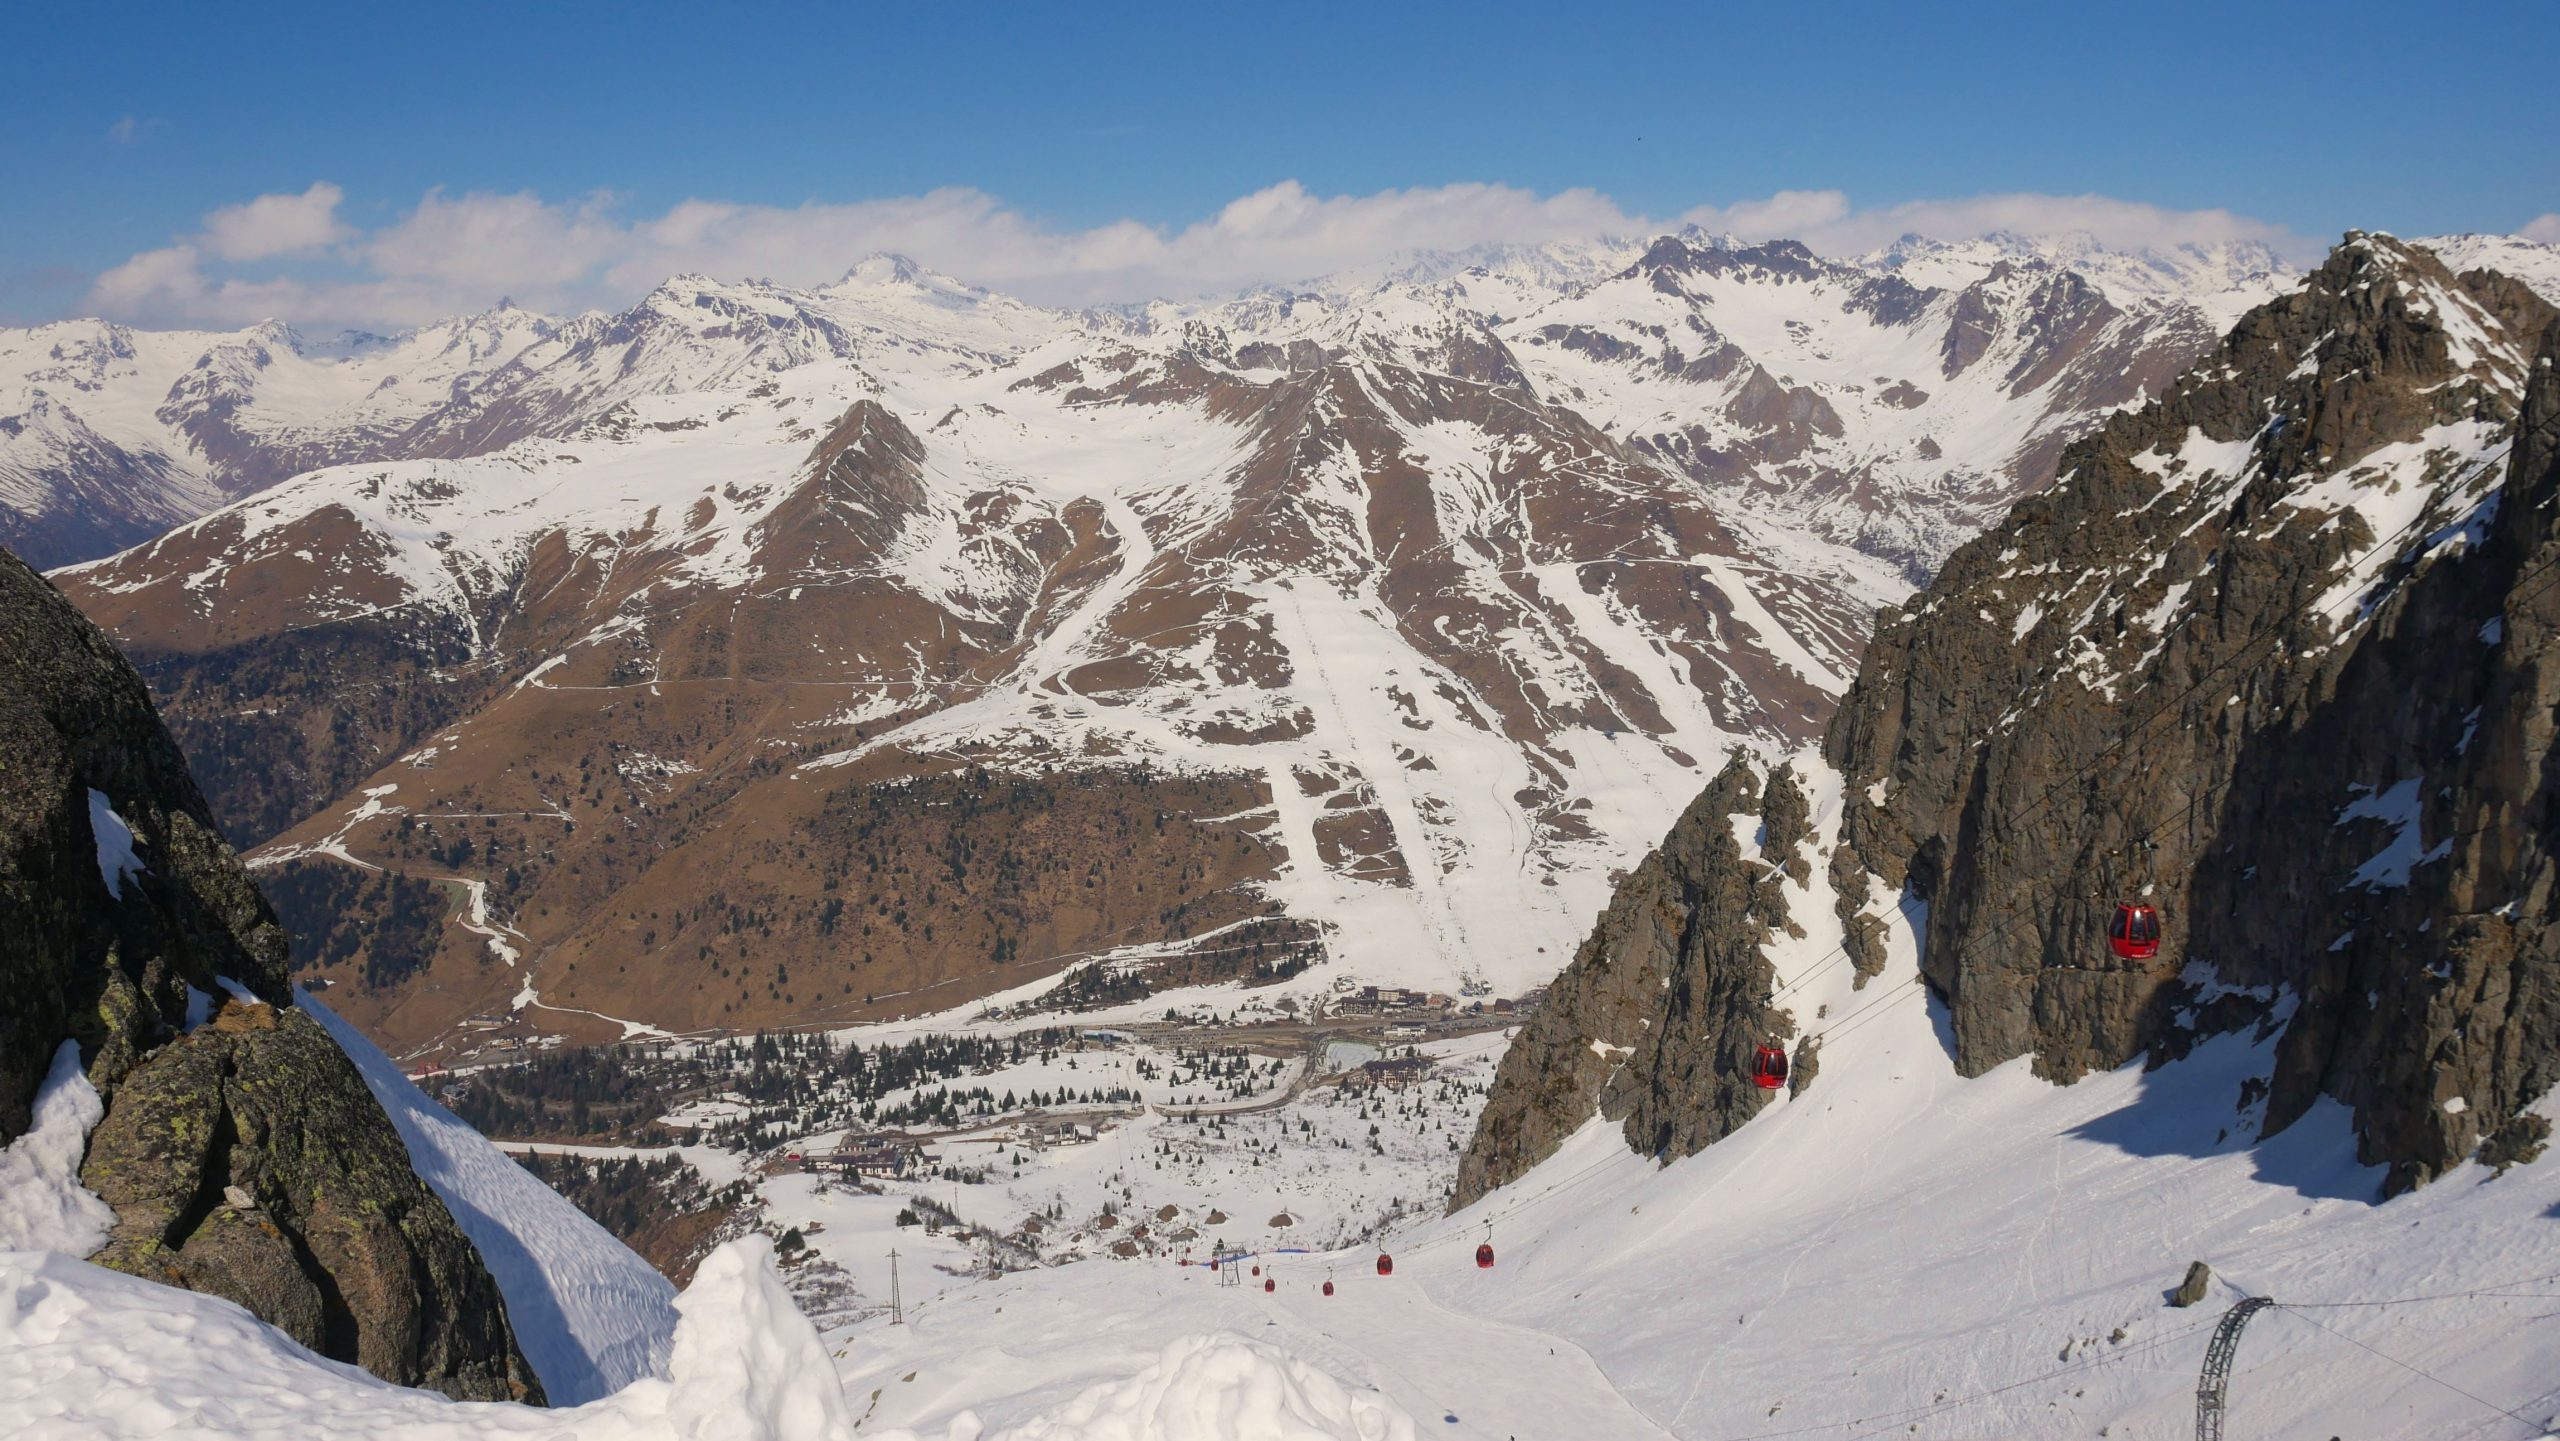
left=1457, top=230, right=2560, bottom=1204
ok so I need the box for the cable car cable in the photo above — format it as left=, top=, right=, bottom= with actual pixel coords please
left=1773, top=498, right=2560, bottom=1048
left=1689, top=1315, right=2224, bottom=1440
left=2273, top=1305, right=2547, bottom=1433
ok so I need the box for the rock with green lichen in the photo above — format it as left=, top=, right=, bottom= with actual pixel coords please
left=0, top=541, right=543, bottom=1403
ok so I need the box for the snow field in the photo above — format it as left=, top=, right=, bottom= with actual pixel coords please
left=0, top=1236, right=1429, bottom=1441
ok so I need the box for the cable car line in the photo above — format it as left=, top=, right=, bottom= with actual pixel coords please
left=2276, top=1271, right=2560, bottom=1308
left=2273, top=1306, right=2548, bottom=1433
left=1310, top=413, right=2560, bottom=1362
left=1688, top=1315, right=2224, bottom=1440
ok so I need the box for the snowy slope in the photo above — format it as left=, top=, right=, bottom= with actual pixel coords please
left=0, top=1238, right=853, bottom=1440
left=0, top=1235, right=1425, bottom=1441
left=801, top=754, right=2560, bottom=1441
left=2423, top=232, right=2560, bottom=306
left=39, top=229, right=2560, bottom=1058
left=304, top=992, right=681, bottom=1404
left=0, top=308, right=560, bottom=566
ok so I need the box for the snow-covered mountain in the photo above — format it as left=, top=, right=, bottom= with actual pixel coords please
left=2, top=230, right=2312, bottom=574
left=31, top=231, right=2550, bottom=1063
left=0, top=306, right=560, bottom=568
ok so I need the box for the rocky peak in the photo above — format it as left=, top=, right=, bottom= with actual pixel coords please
left=1825, top=233, right=2557, bottom=1189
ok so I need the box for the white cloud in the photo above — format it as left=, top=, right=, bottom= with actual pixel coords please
left=105, top=115, right=149, bottom=145
left=2522, top=214, right=2560, bottom=244
left=1680, top=189, right=1854, bottom=240
left=89, top=245, right=206, bottom=312
left=1685, top=189, right=2301, bottom=260
left=199, top=183, right=351, bottom=262
left=365, top=188, right=623, bottom=287
left=76, top=178, right=2334, bottom=332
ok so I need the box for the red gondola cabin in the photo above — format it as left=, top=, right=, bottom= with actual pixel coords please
left=2108, top=903, right=2161, bottom=961
left=1476, top=1242, right=1495, bottom=1269
left=1751, top=1044, right=1789, bottom=1090
left=1376, top=1254, right=1394, bottom=1277
left=1323, top=1280, right=1335, bottom=1297
left=1263, top=1277, right=1275, bottom=1293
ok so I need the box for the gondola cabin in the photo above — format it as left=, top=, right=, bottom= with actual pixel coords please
left=1322, top=1280, right=1335, bottom=1297
left=2108, top=903, right=2161, bottom=961
left=1376, top=1254, right=1393, bottom=1277
left=1263, top=1277, right=1275, bottom=1293
left=1751, top=1044, right=1789, bottom=1090
left=1475, top=1242, right=1495, bottom=1269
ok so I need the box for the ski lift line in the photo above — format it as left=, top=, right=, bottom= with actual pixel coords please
left=2275, top=1272, right=2560, bottom=1308
left=1792, top=436, right=2558, bottom=1026
left=1685, top=1316, right=2225, bottom=1441
left=2274, top=1305, right=2550, bottom=1433
left=1766, top=415, right=2560, bottom=1012
left=1403, top=982, right=1928, bottom=1264
left=2452, top=1380, right=2560, bottom=1441
left=1766, top=483, right=2560, bottom=1032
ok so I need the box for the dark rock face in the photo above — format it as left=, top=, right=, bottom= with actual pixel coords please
left=0, top=545, right=288, bottom=1127
left=1828, top=235, right=2559, bottom=1193
left=1454, top=755, right=1797, bottom=1207
left=0, top=542, right=543, bottom=1401
left=2171, top=1261, right=2213, bottom=1308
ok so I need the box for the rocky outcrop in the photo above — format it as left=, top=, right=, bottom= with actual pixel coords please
left=1454, top=755, right=1798, bottom=1206
left=0, top=541, right=543, bottom=1400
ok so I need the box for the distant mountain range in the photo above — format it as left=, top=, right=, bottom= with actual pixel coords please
left=19, top=228, right=2557, bottom=1060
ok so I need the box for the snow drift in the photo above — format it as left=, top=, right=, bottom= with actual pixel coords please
left=0, top=1236, right=1414, bottom=1441
left=0, top=1040, right=113, bottom=1257
left=917, top=1335, right=1419, bottom=1441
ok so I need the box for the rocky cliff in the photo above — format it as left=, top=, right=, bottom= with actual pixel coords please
left=0, top=541, right=544, bottom=1401
left=1454, top=755, right=1812, bottom=1205
left=1459, top=235, right=2560, bottom=1203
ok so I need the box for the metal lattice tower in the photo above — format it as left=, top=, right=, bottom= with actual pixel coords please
left=2195, top=1296, right=2272, bottom=1441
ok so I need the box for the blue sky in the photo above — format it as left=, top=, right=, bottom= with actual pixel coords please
left=5, top=0, right=2553, bottom=328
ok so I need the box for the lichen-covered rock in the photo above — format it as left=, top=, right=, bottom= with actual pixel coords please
left=1455, top=753, right=1795, bottom=1206
left=82, top=999, right=540, bottom=1401
left=0, top=542, right=543, bottom=1400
